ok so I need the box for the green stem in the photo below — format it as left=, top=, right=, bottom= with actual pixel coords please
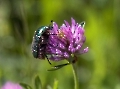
left=72, top=63, right=79, bottom=89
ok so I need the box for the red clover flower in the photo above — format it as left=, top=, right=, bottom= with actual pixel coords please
left=46, top=18, right=88, bottom=63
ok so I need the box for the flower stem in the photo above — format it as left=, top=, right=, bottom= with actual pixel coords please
left=72, top=63, right=79, bottom=89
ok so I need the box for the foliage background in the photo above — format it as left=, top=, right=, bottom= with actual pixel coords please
left=0, top=0, right=120, bottom=89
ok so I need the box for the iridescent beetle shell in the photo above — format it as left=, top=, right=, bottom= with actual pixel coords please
left=31, top=26, right=52, bottom=59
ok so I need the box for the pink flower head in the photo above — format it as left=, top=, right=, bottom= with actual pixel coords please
left=0, top=82, right=23, bottom=89
left=46, top=18, right=88, bottom=62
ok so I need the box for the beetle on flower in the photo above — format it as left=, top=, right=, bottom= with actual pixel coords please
left=31, top=18, right=88, bottom=70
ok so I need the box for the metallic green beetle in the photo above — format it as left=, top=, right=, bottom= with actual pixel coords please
left=31, top=26, right=52, bottom=64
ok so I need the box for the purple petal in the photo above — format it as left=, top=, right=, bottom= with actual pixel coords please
left=1, top=82, right=23, bottom=89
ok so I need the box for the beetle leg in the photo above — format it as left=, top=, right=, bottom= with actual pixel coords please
left=45, top=54, right=52, bottom=65
left=47, top=57, right=77, bottom=71
left=47, top=62, right=70, bottom=71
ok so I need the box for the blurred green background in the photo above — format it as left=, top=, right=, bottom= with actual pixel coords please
left=0, top=0, right=120, bottom=89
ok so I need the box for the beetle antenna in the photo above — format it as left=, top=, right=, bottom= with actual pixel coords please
left=48, top=20, right=53, bottom=30
left=51, top=20, right=53, bottom=23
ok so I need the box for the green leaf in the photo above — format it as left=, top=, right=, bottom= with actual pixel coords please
left=34, top=75, right=42, bottom=89
left=19, top=83, right=32, bottom=89
left=53, top=79, right=58, bottom=89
